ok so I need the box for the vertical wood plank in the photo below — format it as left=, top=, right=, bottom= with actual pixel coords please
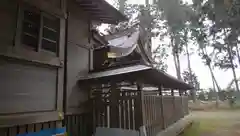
left=18, top=125, right=27, bottom=134
left=150, top=96, right=153, bottom=136
left=9, top=127, right=17, bottom=136
left=161, top=96, right=165, bottom=129
left=129, top=97, right=134, bottom=129
left=120, top=92, right=124, bottom=129
left=75, top=115, right=79, bottom=136
left=79, top=115, right=83, bottom=136
left=50, top=121, right=56, bottom=129
left=92, top=99, right=96, bottom=130
left=43, top=122, right=49, bottom=129
left=181, top=96, right=184, bottom=117
left=73, top=115, right=77, bottom=136
left=123, top=92, right=126, bottom=129
left=65, top=116, right=69, bottom=136
left=135, top=84, right=143, bottom=130
left=134, top=91, right=140, bottom=130
left=132, top=97, right=135, bottom=130
left=0, top=128, right=7, bottom=136
left=109, top=85, right=119, bottom=128
left=107, top=102, right=110, bottom=128
left=153, top=96, right=156, bottom=136
left=35, top=123, right=42, bottom=132
left=72, top=115, right=76, bottom=136
left=103, top=99, right=106, bottom=127
left=125, top=92, right=130, bottom=129
left=67, top=116, right=72, bottom=136
left=27, top=124, right=34, bottom=133
left=83, top=114, right=87, bottom=136
left=99, top=100, right=104, bottom=127
left=172, top=96, right=176, bottom=123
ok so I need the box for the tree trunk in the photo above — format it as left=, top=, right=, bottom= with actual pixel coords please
left=200, top=48, right=221, bottom=92
left=171, top=36, right=182, bottom=80
left=223, top=28, right=240, bottom=92
left=236, top=46, right=240, bottom=66
left=209, top=66, right=219, bottom=107
left=209, top=67, right=221, bottom=92
left=145, top=0, right=150, bottom=5
left=118, top=0, right=126, bottom=13
left=176, top=53, right=182, bottom=80
left=208, top=63, right=220, bottom=107
left=185, top=43, right=196, bottom=102
left=227, top=45, right=240, bottom=92
left=223, top=29, right=240, bottom=92
left=173, top=52, right=181, bottom=79
left=184, top=29, right=196, bottom=102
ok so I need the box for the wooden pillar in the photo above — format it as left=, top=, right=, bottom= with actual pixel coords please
left=171, top=89, right=174, bottom=96
left=159, top=86, right=165, bottom=129
left=158, top=85, right=162, bottom=96
left=171, top=89, right=176, bottom=123
left=179, top=89, right=183, bottom=96
left=179, top=90, right=184, bottom=118
left=135, top=84, right=143, bottom=130
left=110, top=83, right=119, bottom=128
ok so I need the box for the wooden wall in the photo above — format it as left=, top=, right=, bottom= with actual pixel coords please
left=65, top=0, right=91, bottom=114
left=0, top=0, right=66, bottom=127
left=0, top=59, right=57, bottom=114
left=0, top=0, right=94, bottom=130
left=0, top=121, right=62, bottom=136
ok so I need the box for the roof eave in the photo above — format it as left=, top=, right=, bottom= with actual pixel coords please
left=76, top=0, right=128, bottom=24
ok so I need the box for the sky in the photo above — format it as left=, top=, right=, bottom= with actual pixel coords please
left=104, top=0, right=240, bottom=89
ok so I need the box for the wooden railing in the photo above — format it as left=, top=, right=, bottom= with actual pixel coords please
left=64, top=113, right=92, bottom=136
left=89, top=90, right=189, bottom=136
left=142, top=95, right=189, bottom=136
left=91, top=90, right=142, bottom=130
left=0, top=92, right=188, bottom=136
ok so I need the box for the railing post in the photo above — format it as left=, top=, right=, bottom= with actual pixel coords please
left=179, top=90, right=184, bottom=118
left=135, top=84, right=144, bottom=129
left=159, top=86, right=165, bottom=129
left=171, top=89, right=176, bottom=123
left=109, top=83, right=119, bottom=128
left=186, top=93, right=189, bottom=115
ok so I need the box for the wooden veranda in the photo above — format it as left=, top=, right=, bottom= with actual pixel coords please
left=64, top=64, right=192, bottom=136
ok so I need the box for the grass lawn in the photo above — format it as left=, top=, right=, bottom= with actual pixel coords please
left=180, top=111, right=240, bottom=136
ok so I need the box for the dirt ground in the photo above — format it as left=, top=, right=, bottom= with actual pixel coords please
left=182, top=110, right=240, bottom=136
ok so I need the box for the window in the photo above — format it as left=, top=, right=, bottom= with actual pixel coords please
left=20, top=7, right=60, bottom=54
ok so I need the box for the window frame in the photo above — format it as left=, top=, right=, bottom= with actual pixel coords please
left=14, top=3, right=63, bottom=67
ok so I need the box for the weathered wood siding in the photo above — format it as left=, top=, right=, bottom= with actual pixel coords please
left=66, top=0, right=91, bottom=114
left=0, top=59, right=57, bottom=113
left=0, top=121, right=62, bottom=136
left=0, top=0, right=66, bottom=127
left=0, top=1, right=17, bottom=47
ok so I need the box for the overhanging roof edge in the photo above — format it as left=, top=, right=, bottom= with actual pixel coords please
left=76, top=0, right=128, bottom=24
left=78, top=64, right=193, bottom=90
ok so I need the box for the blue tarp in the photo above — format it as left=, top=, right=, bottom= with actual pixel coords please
left=16, top=128, right=66, bottom=136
